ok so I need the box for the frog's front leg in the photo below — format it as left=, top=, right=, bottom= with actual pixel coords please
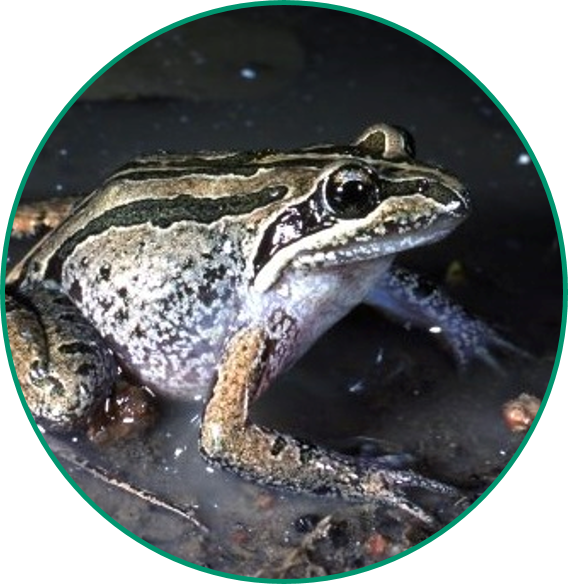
left=366, top=266, right=522, bottom=368
left=200, top=326, right=457, bottom=524
left=6, top=284, right=116, bottom=429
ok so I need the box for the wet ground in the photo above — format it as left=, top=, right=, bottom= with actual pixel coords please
left=5, top=4, right=563, bottom=579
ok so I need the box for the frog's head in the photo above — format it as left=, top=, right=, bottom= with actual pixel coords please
left=251, top=124, right=470, bottom=293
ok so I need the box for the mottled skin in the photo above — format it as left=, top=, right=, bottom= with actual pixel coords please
left=6, top=125, right=470, bottom=521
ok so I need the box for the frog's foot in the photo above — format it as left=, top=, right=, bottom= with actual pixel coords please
left=6, top=284, right=116, bottom=430
left=353, top=462, right=463, bottom=526
left=200, top=326, right=460, bottom=527
left=436, top=316, right=530, bottom=372
left=366, top=266, right=530, bottom=370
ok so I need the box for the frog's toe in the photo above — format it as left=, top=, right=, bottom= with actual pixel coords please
left=372, top=469, right=463, bottom=527
left=444, top=318, right=531, bottom=372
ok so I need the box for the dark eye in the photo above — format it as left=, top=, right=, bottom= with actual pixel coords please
left=324, top=165, right=381, bottom=219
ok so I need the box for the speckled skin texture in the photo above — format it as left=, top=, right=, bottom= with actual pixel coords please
left=62, top=221, right=245, bottom=397
left=6, top=125, right=470, bottom=512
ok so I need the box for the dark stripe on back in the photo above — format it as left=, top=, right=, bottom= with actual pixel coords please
left=44, top=186, right=288, bottom=282
left=107, top=149, right=275, bottom=181
left=105, top=146, right=374, bottom=183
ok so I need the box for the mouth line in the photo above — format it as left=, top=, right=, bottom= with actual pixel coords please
left=293, top=215, right=464, bottom=268
left=253, top=201, right=467, bottom=293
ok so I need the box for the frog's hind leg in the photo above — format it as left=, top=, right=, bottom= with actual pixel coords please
left=200, top=326, right=460, bottom=525
left=6, top=284, right=116, bottom=430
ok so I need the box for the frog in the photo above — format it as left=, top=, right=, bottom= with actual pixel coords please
left=6, top=124, right=479, bottom=522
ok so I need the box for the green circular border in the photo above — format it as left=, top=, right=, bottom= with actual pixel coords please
left=2, top=2, right=565, bottom=582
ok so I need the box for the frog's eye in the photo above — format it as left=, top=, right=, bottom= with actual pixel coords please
left=324, top=165, right=381, bottom=219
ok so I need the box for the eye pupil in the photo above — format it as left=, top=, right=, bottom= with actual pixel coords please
left=324, top=165, right=381, bottom=219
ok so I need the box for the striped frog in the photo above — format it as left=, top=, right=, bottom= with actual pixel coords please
left=6, top=125, right=474, bottom=519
